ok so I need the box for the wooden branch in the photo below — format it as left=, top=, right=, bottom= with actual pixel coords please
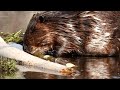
left=0, top=36, right=68, bottom=73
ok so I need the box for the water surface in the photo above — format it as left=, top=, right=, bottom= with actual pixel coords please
left=2, top=57, right=119, bottom=79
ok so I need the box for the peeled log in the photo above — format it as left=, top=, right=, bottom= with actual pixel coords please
left=16, top=65, right=65, bottom=76
left=0, top=36, right=68, bottom=73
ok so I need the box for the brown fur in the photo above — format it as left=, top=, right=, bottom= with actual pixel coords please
left=23, top=11, right=120, bottom=57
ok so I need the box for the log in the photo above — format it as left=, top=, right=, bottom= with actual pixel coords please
left=0, top=36, right=68, bottom=73
left=16, top=65, right=66, bottom=76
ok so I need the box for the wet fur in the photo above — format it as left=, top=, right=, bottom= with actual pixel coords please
left=23, top=11, right=120, bottom=57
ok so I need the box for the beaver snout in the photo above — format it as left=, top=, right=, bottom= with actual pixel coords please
left=45, top=50, right=57, bottom=57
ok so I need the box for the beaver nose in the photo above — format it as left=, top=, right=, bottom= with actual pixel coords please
left=45, top=50, right=57, bottom=57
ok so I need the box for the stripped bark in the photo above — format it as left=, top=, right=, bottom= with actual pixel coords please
left=0, top=36, right=68, bottom=73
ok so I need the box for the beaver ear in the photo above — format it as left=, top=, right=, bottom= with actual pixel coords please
left=38, top=16, right=44, bottom=23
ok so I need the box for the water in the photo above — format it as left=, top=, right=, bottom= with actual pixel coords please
left=1, top=57, right=120, bottom=79
left=22, top=57, right=120, bottom=79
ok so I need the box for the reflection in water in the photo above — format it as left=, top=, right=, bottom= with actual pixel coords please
left=84, top=58, right=117, bottom=79
left=23, top=57, right=120, bottom=79
left=0, top=71, right=25, bottom=79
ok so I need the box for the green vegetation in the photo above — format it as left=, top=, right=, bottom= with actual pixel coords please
left=0, top=56, right=18, bottom=78
left=0, top=30, right=23, bottom=78
left=0, top=30, right=23, bottom=43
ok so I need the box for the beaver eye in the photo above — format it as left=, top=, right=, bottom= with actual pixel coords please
left=39, top=16, right=44, bottom=23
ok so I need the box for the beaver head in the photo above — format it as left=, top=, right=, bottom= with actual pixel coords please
left=23, top=11, right=120, bottom=57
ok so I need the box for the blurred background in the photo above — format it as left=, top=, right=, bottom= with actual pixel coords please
left=0, top=11, right=38, bottom=33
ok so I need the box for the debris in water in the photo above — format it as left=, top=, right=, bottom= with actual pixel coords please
left=60, top=68, right=78, bottom=76
left=66, top=63, right=76, bottom=68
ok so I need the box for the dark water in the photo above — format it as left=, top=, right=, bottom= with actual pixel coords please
left=18, top=57, right=120, bottom=79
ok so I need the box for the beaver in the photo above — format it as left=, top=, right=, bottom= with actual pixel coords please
left=23, top=11, right=120, bottom=57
